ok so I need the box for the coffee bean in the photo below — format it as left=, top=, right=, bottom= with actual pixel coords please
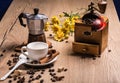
left=37, top=75, right=41, bottom=78
left=50, top=72, right=53, bottom=76
left=8, top=75, right=12, bottom=78
left=7, top=60, right=12, bottom=66
left=49, top=45, right=53, bottom=48
left=35, top=75, right=40, bottom=80
left=51, top=49, right=56, bottom=54
left=29, top=75, right=33, bottom=78
left=61, top=76, right=65, bottom=79
left=27, top=57, right=29, bottom=60
left=49, top=34, right=52, bottom=37
left=64, top=68, right=68, bottom=72
left=11, top=54, right=14, bottom=57
left=52, top=73, right=56, bottom=76
left=0, top=54, right=3, bottom=57
left=49, top=69, right=55, bottom=72
left=31, top=78, right=35, bottom=81
left=28, top=80, right=32, bottom=83
left=13, top=58, right=19, bottom=63
left=65, top=41, right=68, bottom=43
left=31, top=60, right=39, bottom=64
left=8, top=80, right=12, bottom=83
left=41, top=71, right=44, bottom=74
left=41, top=69, right=45, bottom=72
left=27, top=70, right=35, bottom=75
left=108, top=49, right=111, bottom=52
left=93, top=57, right=96, bottom=60
left=18, top=76, right=21, bottom=79
left=13, top=76, right=17, bottom=81
left=51, top=78, right=56, bottom=82
left=2, top=49, right=6, bottom=53
left=40, top=79, right=44, bottom=83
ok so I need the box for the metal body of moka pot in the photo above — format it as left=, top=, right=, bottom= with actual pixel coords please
left=19, top=8, right=48, bottom=43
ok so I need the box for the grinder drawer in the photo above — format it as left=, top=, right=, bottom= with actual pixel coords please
left=72, top=42, right=99, bottom=55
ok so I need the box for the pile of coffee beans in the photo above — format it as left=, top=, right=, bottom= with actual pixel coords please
left=6, top=52, right=68, bottom=83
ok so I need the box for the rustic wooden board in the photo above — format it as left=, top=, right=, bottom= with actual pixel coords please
left=0, top=0, right=120, bottom=83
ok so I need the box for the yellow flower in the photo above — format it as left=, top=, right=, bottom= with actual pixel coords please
left=62, top=26, right=70, bottom=34
left=63, top=19, right=71, bottom=28
left=52, top=24, right=61, bottom=33
left=72, top=16, right=79, bottom=21
left=54, top=30, right=65, bottom=42
left=51, top=16, right=60, bottom=24
left=70, top=24, right=75, bottom=32
left=64, top=34, right=69, bottom=39
left=44, top=22, right=50, bottom=31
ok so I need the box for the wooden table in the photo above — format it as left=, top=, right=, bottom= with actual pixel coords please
left=0, top=0, right=120, bottom=83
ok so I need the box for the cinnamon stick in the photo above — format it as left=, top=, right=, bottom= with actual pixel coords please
left=40, top=51, right=59, bottom=64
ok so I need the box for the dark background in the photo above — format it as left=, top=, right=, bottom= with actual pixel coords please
left=0, top=0, right=120, bottom=21
left=113, top=0, right=120, bottom=21
left=0, top=0, right=13, bottom=21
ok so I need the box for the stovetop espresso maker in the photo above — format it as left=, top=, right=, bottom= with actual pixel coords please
left=19, top=8, right=48, bottom=43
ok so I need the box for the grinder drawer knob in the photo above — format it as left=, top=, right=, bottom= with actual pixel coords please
left=82, top=48, right=88, bottom=52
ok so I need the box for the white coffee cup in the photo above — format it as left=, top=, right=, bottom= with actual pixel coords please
left=21, top=42, right=48, bottom=60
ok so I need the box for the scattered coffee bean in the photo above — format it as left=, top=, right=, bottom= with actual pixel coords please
left=17, top=76, right=25, bottom=83
left=18, top=76, right=21, bottom=79
left=11, top=54, right=15, bottom=57
left=40, top=79, right=44, bottom=83
left=108, top=49, right=111, bottom=52
left=31, top=78, right=35, bottom=81
left=28, top=80, right=32, bottom=83
left=65, top=41, right=68, bottom=43
left=8, top=80, right=12, bottom=83
left=27, top=69, right=35, bottom=75
left=8, top=75, right=12, bottom=78
left=51, top=78, right=56, bottom=82
left=51, top=49, right=56, bottom=54
left=49, top=69, right=55, bottom=72
left=35, top=75, right=40, bottom=80
left=29, top=75, right=33, bottom=78
left=13, top=76, right=17, bottom=81
left=41, top=71, right=44, bottom=74
left=93, top=57, right=96, bottom=60
left=41, top=69, right=45, bottom=72
left=7, top=60, right=12, bottom=66
left=31, top=60, right=39, bottom=64
left=0, top=54, right=3, bottom=57
left=52, top=73, right=56, bottom=76
left=64, top=68, right=68, bottom=72
left=49, top=45, right=53, bottom=48
left=49, top=34, right=52, bottom=37
left=13, top=57, right=19, bottom=63
left=2, top=49, right=6, bottom=53
left=27, top=57, right=29, bottom=60
left=57, top=67, right=64, bottom=73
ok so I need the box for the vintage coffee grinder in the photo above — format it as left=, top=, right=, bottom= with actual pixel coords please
left=72, top=2, right=109, bottom=57
left=19, top=8, right=48, bottom=43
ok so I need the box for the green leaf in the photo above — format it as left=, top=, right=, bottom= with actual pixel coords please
left=63, top=12, right=70, bottom=17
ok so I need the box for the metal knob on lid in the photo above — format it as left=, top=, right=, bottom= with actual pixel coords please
left=34, top=8, right=39, bottom=15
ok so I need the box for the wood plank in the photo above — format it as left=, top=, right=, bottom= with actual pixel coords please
left=0, top=0, right=30, bottom=48
left=0, top=0, right=120, bottom=83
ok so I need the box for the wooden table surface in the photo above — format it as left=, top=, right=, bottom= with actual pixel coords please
left=0, top=0, right=120, bottom=83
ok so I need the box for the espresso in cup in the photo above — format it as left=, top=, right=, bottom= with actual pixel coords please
left=21, top=42, right=48, bottom=60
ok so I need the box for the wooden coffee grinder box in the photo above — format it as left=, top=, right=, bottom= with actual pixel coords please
left=72, top=17, right=109, bottom=57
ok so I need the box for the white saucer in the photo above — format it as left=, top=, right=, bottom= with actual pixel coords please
left=20, top=52, right=58, bottom=67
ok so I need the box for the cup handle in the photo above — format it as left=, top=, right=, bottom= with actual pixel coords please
left=21, top=46, right=28, bottom=57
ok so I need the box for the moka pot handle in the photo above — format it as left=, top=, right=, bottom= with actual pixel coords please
left=18, top=13, right=26, bottom=27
